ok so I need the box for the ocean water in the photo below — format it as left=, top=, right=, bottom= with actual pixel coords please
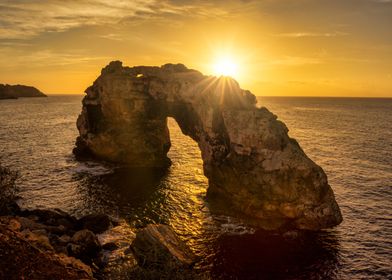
left=0, top=95, right=391, bottom=279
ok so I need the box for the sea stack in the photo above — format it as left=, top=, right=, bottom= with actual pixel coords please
left=73, top=61, right=342, bottom=231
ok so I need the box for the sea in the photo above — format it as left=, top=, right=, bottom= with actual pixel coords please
left=0, top=95, right=391, bottom=279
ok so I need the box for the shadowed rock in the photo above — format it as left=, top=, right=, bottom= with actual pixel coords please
left=97, top=221, right=138, bottom=278
left=131, top=224, right=196, bottom=268
left=0, top=220, right=93, bottom=279
left=74, top=61, right=343, bottom=230
left=68, top=229, right=101, bottom=264
left=77, top=213, right=111, bottom=234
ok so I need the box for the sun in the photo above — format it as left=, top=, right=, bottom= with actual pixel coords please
left=212, top=56, right=239, bottom=78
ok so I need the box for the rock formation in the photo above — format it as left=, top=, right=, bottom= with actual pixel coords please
left=0, top=206, right=197, bottom=279
left=130, top=224, right=198, bottom=279
left=74, top=61, right=342, bottom=231
left=0, top=215, right=94, bottom=279
left=0, top=84, right=46, bottom=99
left=131, top=224, right=196, bottom=268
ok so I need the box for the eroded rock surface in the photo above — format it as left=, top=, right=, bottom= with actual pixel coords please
left=74, top=61, right=342, bottom=230
left=0, top=209, right=135, bottom=278
left=97, top=221, right=138, bottom=279
left=0, top=218, right=93, bottom=280
left=131, top=224, right=196, bottom=268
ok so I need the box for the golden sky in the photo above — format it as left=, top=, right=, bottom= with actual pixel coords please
left=0, top=0, right=391, bottom=97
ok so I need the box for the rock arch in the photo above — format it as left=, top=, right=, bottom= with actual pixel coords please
left=74, top=61, right=342, bottom=230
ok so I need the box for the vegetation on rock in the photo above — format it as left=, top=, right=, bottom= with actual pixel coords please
left=0, top=163, right=19, bottom=215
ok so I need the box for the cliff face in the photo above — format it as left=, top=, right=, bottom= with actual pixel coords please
left=74, top=61, right=342, bottom=231
left=0, top=84, right=46, bottom=99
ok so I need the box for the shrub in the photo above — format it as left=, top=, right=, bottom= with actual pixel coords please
left=0, top=163, right=19, bottom=215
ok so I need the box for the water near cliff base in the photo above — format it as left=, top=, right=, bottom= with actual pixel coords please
left=0, top=95, right=391, bottom=279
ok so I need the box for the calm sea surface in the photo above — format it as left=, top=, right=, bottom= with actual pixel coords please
left=0, top=95, right=391, bottom=279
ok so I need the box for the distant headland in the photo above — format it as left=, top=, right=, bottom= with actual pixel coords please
left=0, top=84, right=46, bottom=99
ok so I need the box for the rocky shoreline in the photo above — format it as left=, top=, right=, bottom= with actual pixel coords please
left=0, top=204, right=198, bottom=280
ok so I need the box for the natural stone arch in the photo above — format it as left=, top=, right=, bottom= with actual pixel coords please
left=74, top=61, right=342, bottom=230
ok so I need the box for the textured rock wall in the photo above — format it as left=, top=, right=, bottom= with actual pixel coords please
left=74, top=61, right=342, bottom=230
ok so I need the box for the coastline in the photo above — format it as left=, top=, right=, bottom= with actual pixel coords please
left=0, top=84, right=47, bottom=100
left=0, top=205, right=198, bottom=279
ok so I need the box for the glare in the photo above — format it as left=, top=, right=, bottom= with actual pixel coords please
left=213, top=56, right=238, bottom=78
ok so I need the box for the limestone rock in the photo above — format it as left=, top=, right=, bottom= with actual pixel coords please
left=74, top=61, right=343, bottom=230
left=22, top=208, right=77, bottom=227
left=68, top=229, right=101, bottom=264
left=131, top=224, right=196, bottom=268
left=0, top=222, right=93, bottom=279
left=77, top=213, right=111, bottom=234
left=97, top=221, right=138, bottom=278
left=22, top=229, right=54, bottom=251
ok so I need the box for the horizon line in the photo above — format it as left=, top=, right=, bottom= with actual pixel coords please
left=45, top=93, right=392, bottom=99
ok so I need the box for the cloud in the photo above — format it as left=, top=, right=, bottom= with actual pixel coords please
left=275, top=31, right=348, bottom=38
left=0, top=47, right=110, bottom=67
left=270, top=56, right=323, bottom=66
left=0, top=0, right=152, bottom=39
left=0, top=0, right=255, bottom=40
left=0, top=41, right=32, bottom=47
left=96, top=33, right=132, bottom=42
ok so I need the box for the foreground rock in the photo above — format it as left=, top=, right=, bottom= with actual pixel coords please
left=97, top=221, right=138, bottom=279
left=68, top=229, right=101, bottom=265
left=74, top=61, right=342, bottom=230
left=0, top=84, right=46, bottom=99
left=78, top=213, right=112, bottom=234
left=129, top=224, right=200, bottom=280
left=0, top=219, right=93, bottom=280
left=0, top=209, right=116, bottom=279
left=132, top=224, right=196, bottom=268
left=0, top=206, right=199, bottom=279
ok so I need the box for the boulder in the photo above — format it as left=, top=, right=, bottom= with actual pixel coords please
left=97, top=220, right=138, bottom=278
left=131, top=224, right=196, bottom=268
left=18, top=216, right=46, bottom=231
left=73, top=61, right=343, bottom=230
left=0, top=217, right=21, bottom=231
left=0, top=201, right=21, bottom=215
left=21, top=208, right=76, bottom=228
left=77, top=213, right=111, bottom=234
left=71, top=229, right=100, bottom=245
left=68, top=229, right=101, bottom=264
left=58, top=234, right=71, bottom=244
left=22, top=229, right=53, bottom=251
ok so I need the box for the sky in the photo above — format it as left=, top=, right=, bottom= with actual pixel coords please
left=0, top=0, right=391, bottom=97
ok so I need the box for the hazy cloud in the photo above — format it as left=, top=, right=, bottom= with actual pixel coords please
left=275, top=31, right=348, bottom=38
left=0, top=46, right=110, bottom=67
left=0, top=0, right=254, bottom=39
left=271, top=56, right=323, bottom=66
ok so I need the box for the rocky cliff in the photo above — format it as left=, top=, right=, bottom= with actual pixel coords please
left=0, top=84, right=46, bottom=99
left=74, top=61, right=342, bottom=231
